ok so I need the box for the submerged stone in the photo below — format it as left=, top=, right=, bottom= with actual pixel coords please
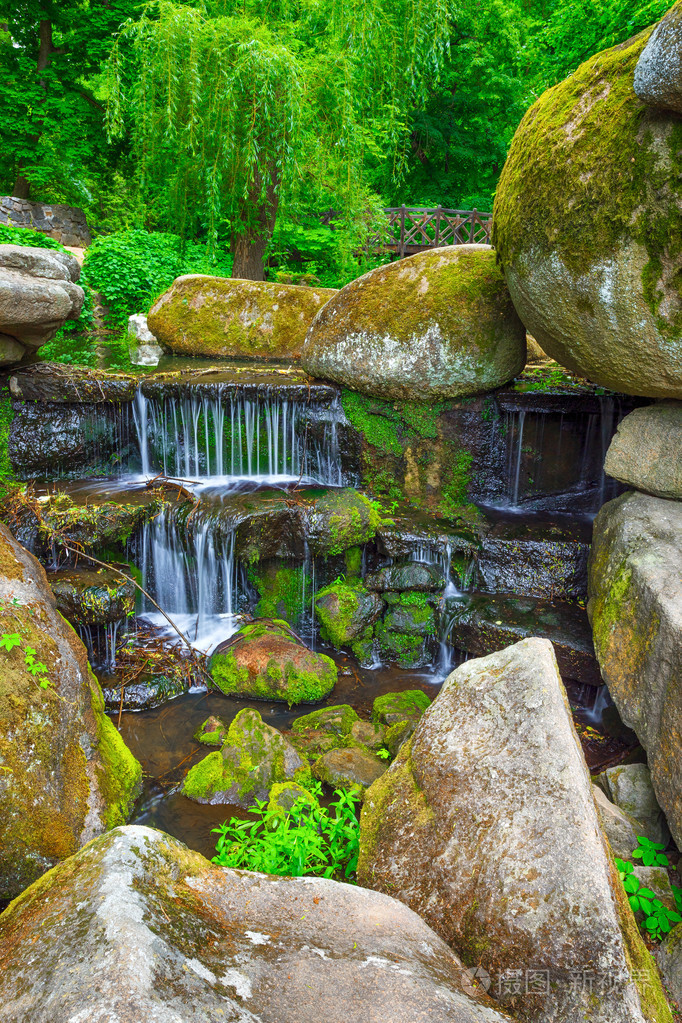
left=208, top=619, right=337, bottom=706
left=0, top=825, right=515, bottom=1022
left=493, top=29, right=682, bottom=398
left=0, top=523, right=141, bottom=900
left=147, top=274, right=337, bottom=359
left=193, top=715, right=229, bottom=747
left=301, top=245, right=525, bottom=401
left=358, top=638, right=671, bottom=1023
left=181, top=707, right=309, bottom=806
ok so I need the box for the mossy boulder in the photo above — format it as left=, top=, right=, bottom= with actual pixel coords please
left=372, top=689, right=431, bottom=725
left=209, top=619, right=337, bottom=707
left=181, top=707, right=310, bottom=806
left=48, top=565, right=136, bottom=626
left=350, top=720, right=386, bottom=752
left=266, top=781, right=319, bottom=821
left=193, top=715, right=229, bottom=746
left=375, top=625, right=430, bottom=669
left=365, top=561, right=445, bottom=593
left=0, top=523, right=141, bottom=900
left=604, top=402, right=682, bottom=499
left=147, top=275, right=337, bottom=359
left=635, top=0, right=682, bottom=113
left=313, top=747, right=387, bottom=792
left=359, top=638, right=672, bottom=1023
left=291, top=704, right=360, bottom=737
left=304, top=489, right=381, bottom=556
left=493, top=28, right=682, bottom=398
left=588, top=490, right=682, bottom=848
left=301, top=245, right=526, bottom=401
left=314, top=580, right=383, bottom=650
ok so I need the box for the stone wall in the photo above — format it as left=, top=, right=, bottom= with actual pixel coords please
left=0, top=196, right=91, bottom=247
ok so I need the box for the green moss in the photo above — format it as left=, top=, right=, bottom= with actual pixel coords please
left=315, top=580, right=363, bottom=647
left=313, top=490, right=380, bottom=556
left=182, top=750, right=226, bottom=801
left=90, top=678, right=142, bottom=829
left=344, top=545, right=362, bottom=578
left=249, top=564, right=308, bottom=625
left=291, top=704, right=360, bottom=736
left=439, top=448, right=474, bottom=516
left=372, top=689, right=431, bottom=725
left=493, top=27, right=682, bottom=333
left=0, top=385, right=15, bottom=493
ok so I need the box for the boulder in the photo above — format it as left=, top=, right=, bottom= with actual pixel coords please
left=314, top=580, right=384, bottom=651
left=303, top=489, right=380, bottom=556
left=291, top=704, right=359, bottom=737
left=659, top=924, right=682, bottom=1009
left=365, top=561, right=445, bottom=592
left=603, top=763, right=670, bottom=846
left=193, top=715, right=229, bottom=746
left=493, top=30, right=682, bottom=398
left=209, top=620, right=337, bottom=706
left=372, top=689, right=431, bottom=725
left=313, top=747, right=387, bottom=792
left=147, top=274, right=337, bottom=359
left=48, top=565, right=136, bottom=626
left=350, top=720, right=386, bottom=751
left=0, top=825, right=514, bottom=1023
left=128, top=312, right=164, bottom=366
left=181, top=707, right=310, bottom=806
left=301, top=245, right=526, bottom=401
left=633, top=865, right=676, bottom=912
left=0, top=523, right=141, bottom=899
left=0, top=244, right=84, bottom=361
left=358, top=638, right=671, bottom=1023
left=592, top=784, right=639, bottom=859
left=604, top=403, right=682, bottom=499
left=635, top=0, right=682, bottom=113
left=588, top=491, right=682, bottom=847
left=266, top=780, right=318, bottom=819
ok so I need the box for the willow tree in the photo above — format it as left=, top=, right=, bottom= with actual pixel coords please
left=106, top=0, right=453, bottom=280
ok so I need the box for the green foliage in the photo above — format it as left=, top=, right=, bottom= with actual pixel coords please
left=440, top=450, right=474, bottom=516
left=632, top=835, right=670, bottom=868
left=82, top=229, right=233, bottom=326
left=212, top=784, right=360, bottom=880
left=0, top=223, right=68, bottom=251
left=616, top=857, right=681, bottom=941
left=0, top=619, right=51, bottom=690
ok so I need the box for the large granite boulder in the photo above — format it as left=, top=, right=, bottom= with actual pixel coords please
left=635, top=0, right=682, bottom=113
left=604, top=403, right=682, bottom=499
left=181, top=707, right=310, bottom=805
left=493, top=30, right=682, bottom=398
left=0, top=523, right=141, bottom=900
left=147, top=274, right=337, bottom=359
left=209, top=619, right=337, bottom=706
left=0, top=825, right=514, bottom=1022
left=588, top=490, right=682, bottom=847
left=358, top=638, right=671, bottom=1023
left=301, top=245, right=526, bottom=401
left=0, top=244, right=84, bottom=364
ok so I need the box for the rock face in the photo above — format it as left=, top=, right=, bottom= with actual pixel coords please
left=635, top=1, right=682, bottom=113
left=493, top=30, right=682, bottom=398
left=588, top=491, right=682, bottom=847
left=48, top=565, right=136, bottom=626
left=209, top=619, right=337, bottom=706
left=313, top=747, right=387, bottom=791
left=147, top=274, right=337, bottom=359
left=604, top=403, right=682, bottom=499
left=0, top=244, right=84, bottom=363
left=602, top=763, right=670, bottom=845
left=358, top=639, right=670, bottom=1023
left=301, top=245, right=526, bottom=401
left=592, top=784, right=639, bottom=859
left=0, top=825, right=515, bottom=1023
left=0, top=523, right=141, bottom=899
left=181, top=707, right=310, bottom=805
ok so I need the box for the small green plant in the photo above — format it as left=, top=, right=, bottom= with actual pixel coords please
left=0, top=631, right=51, bottom=689
left=212, top=785, right=360, bottom=880
left=632, top=835, right=669, bottom=867
left=376, top=747, right=391, bottom=760
left=616, top=857, right=682, bottom=941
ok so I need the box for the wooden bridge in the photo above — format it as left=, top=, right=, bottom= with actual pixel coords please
left=375, top=206, right=493, bottom=257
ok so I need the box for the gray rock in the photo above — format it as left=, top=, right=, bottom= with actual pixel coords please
left=635, top=1, right=682, bottom=113
left=48, top=565, right=136, bottom=626
left=592, top=784, right=638, bottom=859
left=350, top=720, right=386, bottom=751
left=358, top=638, right=670, bottom=1023
left=0, top=268, right=84, bottom=348
left=313, top=747, right=387, bottom=791
left=604, top=763, right=670, bottom=846
left=128, top=312, right=165, bottom=365
left=659, top=923, right=682, bottom=1009
left=0, top=333, right=25, bottom=366
left=301, top=245, right=526, bottom=401
left=588, top=491, right=682, bottom=848
left=0, top=825, right=514, bottom=1023
left=604, top=403, right=682, bottom=499
left=365, top=561, right=445, bottom=592
left=633, top=865, right=676, bottom=911
left=0, top=243, right=80, bottom=282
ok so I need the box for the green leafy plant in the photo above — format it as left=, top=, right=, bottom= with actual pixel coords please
left=632, top=835, right=670, bottom=867
left=212, top=785, right=360, bottom=880
left=616, top=857, right=682, bottom=941
left=0, top=631, right=52, bottom=689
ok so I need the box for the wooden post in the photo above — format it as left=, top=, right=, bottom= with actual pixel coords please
left=399, top=205, right=406, bottom=258
left=469, top=208, right=477, bottom=243
left=434, top=205, right=441, bottom=248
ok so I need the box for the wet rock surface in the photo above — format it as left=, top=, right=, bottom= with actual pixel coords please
left=589, top=490, right=682, bottom=848
left=604, top=402, right=682, bottom=499
left=358, top=638, right=670, bottom=1023
left=9, top=361, right=137, bottom=403
left=0, top=825, right=515, bottom=1023
left=48, top=565, right=136, bottom=626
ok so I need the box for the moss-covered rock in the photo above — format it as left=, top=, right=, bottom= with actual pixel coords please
left=266, top=781, right=319, bottom=821
left=314, top=580, right=383, bottom=650
left=313, top=747, right=387, bottom=793
left=301, top=245, right=525, bottom=401
left=304, top=489, right=381, bottom=556
left=147, top=275, right=337, bottom=359
left=182, top=707, right=310, bottom=805
left=372, top=689, right=431, bottom=726
left=0, top=523, right=141, bottom=899
left=193, top=715, right=229, bottom=746
left=48, top=565, right=136, bottom=627
left=209, top=619, right=337, bottom=707
left=365, top=561, right=445, bottom=593
left=291, top=704, right=360, bottom=737
left=493, top=28, right=682, bottom=398
left=375, top=624, right=430, bottom=669
left=349, top=720, right=386, bottom=752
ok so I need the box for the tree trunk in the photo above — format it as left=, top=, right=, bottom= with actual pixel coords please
left=12, top=173, right=31, bottom=199
left=231, top=169, right=279, bottom=282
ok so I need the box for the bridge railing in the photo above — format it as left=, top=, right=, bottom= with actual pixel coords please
left=370, top=205, right=492, bottom=257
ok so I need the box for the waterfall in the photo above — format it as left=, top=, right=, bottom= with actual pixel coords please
left=77, top=621, right=121, bottom=672
left=409, top=542, right=475, bottom=595
left=132, top=386, right=343, bottom=485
